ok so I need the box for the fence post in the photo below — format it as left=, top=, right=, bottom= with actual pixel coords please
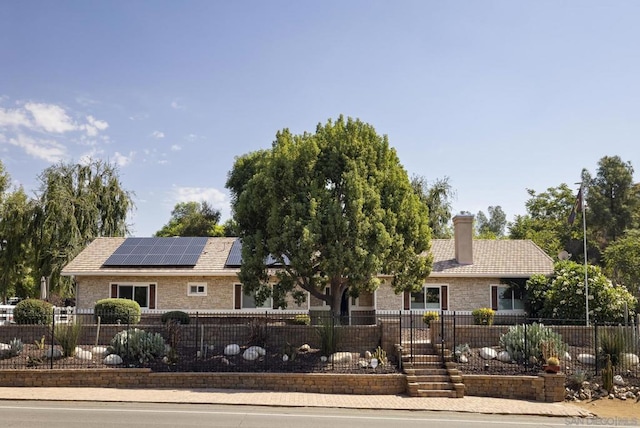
left=523, top=322, right=528, bottom=369
left=594, top=322, right=598, bottom=376
left=398, top=310, right=402, bottom=371
left=50, top=307, right=55, bottom=369
left=452, top=311, right=456, bottom=363
left=195, top=312, right=199, bottom=362
left=440, top=311, right=445, bottom=363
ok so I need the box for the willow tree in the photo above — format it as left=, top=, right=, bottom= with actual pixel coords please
left=32, top=160, right=134, bottom=296
left=226, top=116, right=432, bottom=316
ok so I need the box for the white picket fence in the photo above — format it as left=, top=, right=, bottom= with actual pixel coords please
left=0, top=305, right=74, bottom=325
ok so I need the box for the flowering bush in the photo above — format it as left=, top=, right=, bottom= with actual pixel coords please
left=527, top=261, right=636, bottom=322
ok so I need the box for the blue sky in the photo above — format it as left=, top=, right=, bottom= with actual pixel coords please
left=1, top=1, right=639, bottom=237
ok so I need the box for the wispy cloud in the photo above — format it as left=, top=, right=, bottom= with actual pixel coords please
left=113, top=151, right=135, bottom=167
left=170, top=144, right=182, bottom=151
left=171, top=100, right=185, bottom=110
left=8, top=134, right=67, bottom=162
left=152, top=130, right=165, bottom=139
left=24, top=102, right=77, bottom=133
left=0, top=107, right=31, bottom=128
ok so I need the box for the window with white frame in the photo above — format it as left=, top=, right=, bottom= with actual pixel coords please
left=411, top=286, right=441, bottom=310
left=242, top=291, right=273, bottom=309
left=494, top=285, right=524, bottom=311
left=187, top=282, right=207, bottom=296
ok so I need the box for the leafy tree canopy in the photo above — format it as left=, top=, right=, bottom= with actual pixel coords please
left=526, top=260, right=636, bottom=323
left=476, top=205, right=507, bottom=238
left=155, top=201, right=224, bottom=237
left=226, top=116, right=433, bottom=315
left=411, top=175, right=456, bottom=238
left=604, top=228, right=640, bottom=300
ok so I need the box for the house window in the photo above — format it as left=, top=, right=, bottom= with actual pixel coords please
left=493, top=285, right=524, bottom=311
left=405, top=285, right=448, bottom=311
left=411, top=286, right=441, bottom=310
left=234, top=284, right=273, bottom=309
left=187, top=283, right=207, bottom=296
left=115, top=284, right=150, bottom=309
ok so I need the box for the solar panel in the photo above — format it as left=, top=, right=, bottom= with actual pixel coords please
left=103, top=237, right=207, bottom=267
left=224, top=239, right=290, bottom=268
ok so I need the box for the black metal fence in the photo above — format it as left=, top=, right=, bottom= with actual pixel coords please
left=1, top=308, right=638, bottom=380
left=0, top=309, right=395, bottom=373
left=429, top=312, right=640, bottom=379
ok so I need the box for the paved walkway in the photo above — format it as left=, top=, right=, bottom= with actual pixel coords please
left=0, top=387, right=592, bottom=417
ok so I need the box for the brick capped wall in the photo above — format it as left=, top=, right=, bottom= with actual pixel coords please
left=0, top=369, right=406, bottom=394
left=462, top=373, right=565, bottom=402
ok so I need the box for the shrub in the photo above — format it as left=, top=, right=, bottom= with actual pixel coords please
left=472, top=308, right=495, bottom=325
left=54, top=321, right=83, bottom=357
left=246, top=318, right=269, bottom=347
left=499, top=323, right=567, bottom=365
left=109, top=328, right=165, bottom=364
left=422, top=311, right=439, bottom=327
left=0, top=338, right=23, bottom=359
left=598, top=328, right=631, bottom=368
left=13, top=299, right=53, bottom=324
left=160, top=310, right=190, bottom=325
left=315, top=318, right=342, bottom=355
left=291, top=314, right=311, bottom=325
left=94, top=298, right=141, bottom=324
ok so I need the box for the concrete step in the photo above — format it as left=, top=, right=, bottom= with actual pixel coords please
left=406, top=375, right=450, bottom=383
left=404, top=368, right=447, bottom=376
left=414, top=389, right=458, bottom=398
left=408, top=381, right=454, bottom=391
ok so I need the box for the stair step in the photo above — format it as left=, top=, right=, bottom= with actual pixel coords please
left=408, top=381, right=454, bottom=391
left=415, top=389, right=458, bottom=398
left=406, top=375, right=450, bottom=382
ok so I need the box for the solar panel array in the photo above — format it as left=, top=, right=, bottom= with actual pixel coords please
left=225, top=238, right=290, bottom=267
left=103, top=237, right=208, bottom=267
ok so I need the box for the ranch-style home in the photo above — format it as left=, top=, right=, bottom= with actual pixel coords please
left=61, top=215, right=554, bottom=318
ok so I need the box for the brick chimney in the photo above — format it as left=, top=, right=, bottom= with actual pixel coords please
left=453, top=214, right=474, bottom=265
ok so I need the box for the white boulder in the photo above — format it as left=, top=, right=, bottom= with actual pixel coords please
left=299, top=344, right=311, bottom=352
left=320, top=356, right=328, bottom=362
left=479, top=347, right=497, bottom=360
left=74, top=347, right=93, bottom=360
left=282, top=354, right=289, bottom=362
left=242, top=348, right=260, bottom=361
left=91, top=346, right=109, bottom=356
left=364, top=350, right=372, bottom=359
left=0, top=343, right=9, bottom=351
left=562, top=351, right=572, bottom=362
left=459, top=355, right=469, bottom=363
left=621, top=353, right=639, bottom=367
left=613, top=375, right=625, bottom=386
left=329, top=352, right=353, bottom=364
left=246, top=346, right=266, bottom=356
left=358, top=359, right=368, bottom=368
left=104, top=354, right=123, bottom=365
left=577, top=354, right=596, bottom=365
left=224, top=344, right=241, bottom=356
left=497, top=351, right=511, bottom=362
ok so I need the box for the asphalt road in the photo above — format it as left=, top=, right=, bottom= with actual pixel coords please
left=0, top=401, right=585, bottom=428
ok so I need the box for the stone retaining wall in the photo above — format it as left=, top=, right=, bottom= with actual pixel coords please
left=0, top=369, right=406, bottom=394
left=463, top=373, right=565, bottom=402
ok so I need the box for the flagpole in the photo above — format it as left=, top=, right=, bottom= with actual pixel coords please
left=581, top=184, right=589, bottom=326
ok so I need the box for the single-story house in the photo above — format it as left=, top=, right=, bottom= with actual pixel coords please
left=61, top=215, right=554, bottom=316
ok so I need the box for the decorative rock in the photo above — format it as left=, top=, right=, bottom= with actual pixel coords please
left=479, top=347, right=497, bottom=360
left=621, top=353, right=640, bottom=367
left=91, top=346, right=109, bottom=356
left=329, top=352, right=353, bottom=363
left=282, top=354, right=289, bottom=362
left=627, top=391, right=636, bottom=399
left=459, top=355, right=468, bottom=364
left=358, top=359, right=368, bottom=368
left=104, top=354, right=123, bottom=365
left=562, top=351, right=572, bottom=361
left=613, top=375, right=625, bottom=386
left=75, top=348, right=93, bottom=360
left=497, top=351, right=511, bottom=363
left=242, top=348, right=260, bottom=361
left=221, top=357, right=230, bottom=365
left=246, top=346, right=266, bottom=356
left=299, top=344, right=311, bottom=353
left=364, top=350, right=372, bottom=359
left=44, top=348, right=63, bottom=359
left=320, top=356, right=328, bottom=362
left=577, top=353, right=596, bottom=365
left=224, top=344, right=241, bottom=356
left=0, top=343, right=9, bottom=351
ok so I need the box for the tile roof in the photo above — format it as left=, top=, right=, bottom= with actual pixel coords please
left=61, top=237, right=240, bottom=277
left=62, top=237, right=553, bottom=278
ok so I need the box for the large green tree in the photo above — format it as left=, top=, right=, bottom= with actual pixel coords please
left=604, top=229, right=640, bottom=301
left=509, top=184, right=579, bottom=259
left=586, top=156, right=639, bottom=253
left=32, top=160, right=134, bottom=296
left=476, top=205, right=507, bottom=238
left=155, top=201, right=224, bottom=237
left=411, top=175, right=455, bottom=238
left=226, top=116, right=432, bottom=315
